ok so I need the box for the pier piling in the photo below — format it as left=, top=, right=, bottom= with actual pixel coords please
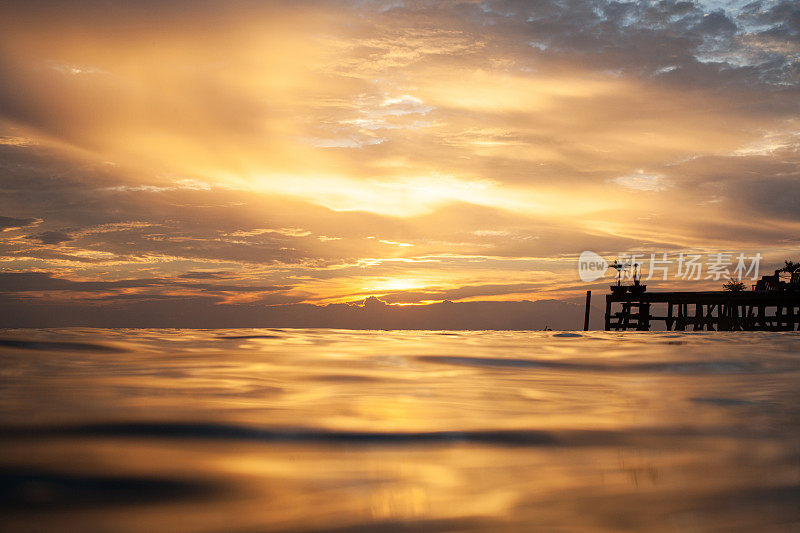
left=604, top=291, right=800, bottom=331
left=583, top=290, right=591, bottom=331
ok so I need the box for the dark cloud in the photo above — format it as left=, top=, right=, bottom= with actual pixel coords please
left=465, top=0, right=798, bottom=88
left=24, top=231, right=72, bottom=245
left=379, top=282, right=548, bottom=304
left=0, top=272, right=291, bottom=294
left=0, top=272, right=161, bottom=292
left=0, top=216, right=38, bottom=229
left=178, top=271, right=235, bottom=279
left=728, top=176, right=800, bottom=221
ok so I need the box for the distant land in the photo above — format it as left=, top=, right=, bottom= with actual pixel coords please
left=0, top=295, right=605, bottom=330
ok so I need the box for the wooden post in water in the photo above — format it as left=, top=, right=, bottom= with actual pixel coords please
left=583, top=290, right=591, bottom=331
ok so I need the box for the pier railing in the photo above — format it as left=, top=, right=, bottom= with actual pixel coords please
left=604, top=291, right=800, bottom=331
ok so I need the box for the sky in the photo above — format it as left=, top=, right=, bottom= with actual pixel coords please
left=0, top=0, right=798, bottom=317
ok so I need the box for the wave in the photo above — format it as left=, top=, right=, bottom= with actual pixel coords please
left=0, top=467, right=222, bottom=509
left=416, top=355, right=784, bottom=374
left=0, top=421, right=774, bottom=447
left=215, top=335, right=283, bottom=340
left=0, top=338, right=127, bottom=353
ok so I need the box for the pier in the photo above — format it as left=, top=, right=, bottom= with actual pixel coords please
left=605, top=291, right=800, bottom=331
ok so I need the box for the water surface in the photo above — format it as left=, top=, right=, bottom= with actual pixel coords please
left=1, top=329, right=799, bottom=532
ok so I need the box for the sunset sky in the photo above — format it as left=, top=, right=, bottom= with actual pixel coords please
left=0, top=0, right=798, bottom=313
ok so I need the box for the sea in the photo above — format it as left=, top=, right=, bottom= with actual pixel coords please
left=1, top=328, right=799, bottom=532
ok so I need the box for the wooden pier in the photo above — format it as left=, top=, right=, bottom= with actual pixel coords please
left=605, top=291, right=800, bottom=331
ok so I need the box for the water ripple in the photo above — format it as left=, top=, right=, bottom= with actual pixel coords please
left=0, top=338, right=127, bottom=353
left=0, top=467, right=222, bottom=509
left=417, top=355, right=780, bottom=374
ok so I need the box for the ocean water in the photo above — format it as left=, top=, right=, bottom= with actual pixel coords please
left=1, top=329, right=799, bottom=532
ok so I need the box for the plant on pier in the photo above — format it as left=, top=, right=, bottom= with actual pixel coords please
left=783, top=260, right=800, bottom=273
left=722, top=280, right=746, bottom=291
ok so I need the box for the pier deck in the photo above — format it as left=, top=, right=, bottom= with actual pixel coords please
left=604, top=291, right=800, bottom=331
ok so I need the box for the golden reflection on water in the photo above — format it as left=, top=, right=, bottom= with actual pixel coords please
left=0, top=329, right=799, bottom=531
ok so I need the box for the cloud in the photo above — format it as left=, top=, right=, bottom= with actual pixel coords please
left=379, top=282, right=549, bottom=304
left=0, top=271, right=292, bottom=296
left=24, top=230, right=73, bottom=245
left=727, top=176, right=800, bottom=221
left=178, top=271, right=235, bottom=280
left=0, top=216, right=38, bottom=230
left=0, top=290, right=600, bottom=330
left=0, top=0, right=798, bottom=318
left=611, top=172, right=671, bottom=192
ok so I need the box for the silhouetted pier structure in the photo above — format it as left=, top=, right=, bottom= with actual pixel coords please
left=605, top=291, right=800, bottom=331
